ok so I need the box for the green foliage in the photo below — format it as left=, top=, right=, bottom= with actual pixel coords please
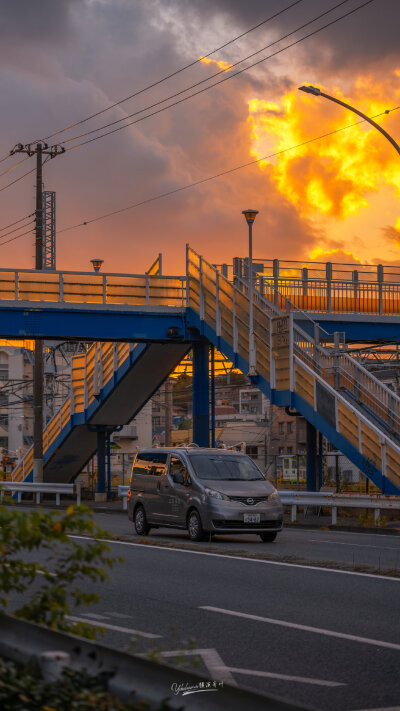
left=178, top=418, right=192, bottom=430
left=0, top=656, right=165, bottom=710
left=0, top=501, right=122, bottom=637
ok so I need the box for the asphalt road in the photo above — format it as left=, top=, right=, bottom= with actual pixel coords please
left=64, top=537, right=400, bottom=711
left=91, top=510, right=400, bottom=572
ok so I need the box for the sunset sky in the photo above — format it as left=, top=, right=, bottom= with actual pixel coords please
left=0, top=0, right=399, bottom=274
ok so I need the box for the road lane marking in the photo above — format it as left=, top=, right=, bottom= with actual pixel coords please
left=200, top=606, right=400, bottom=651
left=84, top=612, right=109, bottom=620
left=159, top=649, right=237, bottom=686
left=70, top=535, right=400, bottom=581
left=67, top=615, right=161, bottom=638
left=221, top=666, right=344, bottom=687
left=308, top=538, right=400, bottom=551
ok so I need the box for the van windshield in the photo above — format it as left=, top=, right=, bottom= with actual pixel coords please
left=188, top=454, right=265, bottom=481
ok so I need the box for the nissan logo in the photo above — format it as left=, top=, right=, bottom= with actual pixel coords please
left=246, top=498, right=254, bottom=505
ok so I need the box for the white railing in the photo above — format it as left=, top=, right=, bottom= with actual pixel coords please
left=0, top=481, right=81, bottom=506
left=279, top=490, right=400, bottom=525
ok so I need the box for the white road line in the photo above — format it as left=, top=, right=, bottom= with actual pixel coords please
left=308, top=538, right=400, bottom=551
left=69, top=535, right=400, bottom=582
left=220, top=666, right=344, bottom=687
left=352, top=707, right=400, bottom=711
left=84, top=612, right=110, bottom=620
left=200, top=607, right=400, bottom=651
left=67, top=615, right=161, bottom=639
left=159, top=649, right=237, bottom=686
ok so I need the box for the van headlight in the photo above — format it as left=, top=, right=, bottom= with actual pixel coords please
left=268, top=488, right=280, bottom=502
left=204, top=487, right=229, bottom=501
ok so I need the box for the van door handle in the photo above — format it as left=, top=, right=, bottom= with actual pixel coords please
left=156, top=482, right=161, bottom=491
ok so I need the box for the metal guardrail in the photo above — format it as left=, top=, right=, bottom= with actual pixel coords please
left=279, top=490, right=400, bottom=525
left=0, top=481, right=81, bottom=506
left=118, top=485, right=399, bottom=526
left=0, top=614, right=313, bottom=711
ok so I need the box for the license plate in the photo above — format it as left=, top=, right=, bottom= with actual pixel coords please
left=244, top=514, right=260, bottom=524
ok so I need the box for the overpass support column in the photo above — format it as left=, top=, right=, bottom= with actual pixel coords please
left=96, top=430, right=106, bottom=500
left=193, top=342, right=209, bottom=447
left=306, top=421, right=317, bottom=491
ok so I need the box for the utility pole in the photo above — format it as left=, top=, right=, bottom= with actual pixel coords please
left=10, top=141, right=65, bottom=482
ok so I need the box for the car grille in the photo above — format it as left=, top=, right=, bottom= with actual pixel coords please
left=229, top=495, right=270, bottom=505
left=212, top=519, right=283, bottom=530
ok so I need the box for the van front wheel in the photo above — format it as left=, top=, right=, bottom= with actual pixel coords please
left=134, top=505, right=151, bottom=536
left=187, top=510, right=206, bottom=542
left=259, top=531, right=278, bottom=543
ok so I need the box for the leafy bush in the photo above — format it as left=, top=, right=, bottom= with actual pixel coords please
left=0, top=656, right=165, bottom=710
left=0, top=502, right=122, bottom=637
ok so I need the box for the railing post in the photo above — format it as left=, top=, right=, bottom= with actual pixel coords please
left=99, top=343, right=103, bottom=388
left=302, top=267, right=308, bottom=299
left=377, top=264, right=383, bottom=315
left=94, top=343, right=99, bottom=395
left=222, top=263, right=228, bottom=278
left=273, top=258, right=279, bottom=307
left=113, top=343, right=118, bottom=372
left=215, top=271, right=221, bottom=337
left=14, top=271, right=18, bottom=301
left=102, top=274, right=107, bottom=304
left=326, top=262, right=332, bottom=313
left=83, top=352, right=88, bottom=410
left=70, top=361, right=75, bottom=414
left=158, top=253, right=163, bottom=276
left=145, top=275, right=149, bottom=305
left=199, top=255, right=205, bottom=320
left=334, top=331, right=341, bottom=390
left=59, top=408, right=62, bottom=433
left=59, top=273, right=64, bottom=303
left=232, top=284, right=238, bottom=353
left=185, top=244, right=190, bottom=307
left=352, top=269, right=358, bottom=300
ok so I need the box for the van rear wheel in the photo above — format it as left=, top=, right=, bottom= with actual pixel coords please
left=260, top=531, right=278, bottom=543
left=134, top=505, right=151, bottom=536
left=187, top=510, right=206, bottom=542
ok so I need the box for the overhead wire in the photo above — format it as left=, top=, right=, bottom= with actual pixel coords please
left=63, top=0, right=374, bottom=151
left=0, top=166, right=36, bottom=194
left=31, top=0, right=305, bottom=144
left=0, top=224, right=35, bottom=248
left=58, top=104, right=399, bottom=234
left=0, top=213, right=34, bottom=233
left=0, top=219, right=36, bottom=241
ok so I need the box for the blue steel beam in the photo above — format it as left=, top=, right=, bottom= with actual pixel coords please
left=0, top=303, right=190, bottom=342
left=294, top=315, right=400, bottom=342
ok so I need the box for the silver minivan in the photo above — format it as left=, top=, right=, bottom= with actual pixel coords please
left=127, top=447, right=283, bottom=542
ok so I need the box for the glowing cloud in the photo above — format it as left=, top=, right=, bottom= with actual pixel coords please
left=248, top=74, right=400, bottom=222
left=199, top=56, right=233, bottom=71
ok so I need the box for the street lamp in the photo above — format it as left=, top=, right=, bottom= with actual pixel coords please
left=90, top=258, right=104, bottom=272
left=298, top=85, right=400, bottom=156
left=242, top=209, right=259, bottom=377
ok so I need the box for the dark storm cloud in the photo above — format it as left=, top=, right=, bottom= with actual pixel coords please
left=174, top=0, right=400, bottom=74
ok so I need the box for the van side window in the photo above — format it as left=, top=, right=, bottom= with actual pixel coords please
left=169, top=456, right=190, bottom=486
left=131, top=452, right=167, bottom=477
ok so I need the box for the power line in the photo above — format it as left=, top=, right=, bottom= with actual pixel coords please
left=31, top=0, right=305, bottom=144
left=0, top=166, right=36, bottom=194
left=58, top=104, right=399, bottom=234
left=0, top=213, right=34, bottom=233
left=64, top=0, right=374, bottom=152
left=0, top=155, right=31, bottom=179
left=0, top=219, right=35, bottom=241
left=0, top=224, right=35, bottom=248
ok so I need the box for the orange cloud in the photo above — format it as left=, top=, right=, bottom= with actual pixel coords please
left=248, top=74, right=400, bottom=222
left=199, top=56, right=233, bottom=72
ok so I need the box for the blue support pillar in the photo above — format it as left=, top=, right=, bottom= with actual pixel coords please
left=318, top=431, right=323, bottom=490
left=193, top=342, right=209, bottom=447
left=210, top=345, right=216, bottom=448
left=107, top=433, right=111, bottom=499
left=97, top=430, right=106, bottom=494
left=306, top=421, right=317, bottom=492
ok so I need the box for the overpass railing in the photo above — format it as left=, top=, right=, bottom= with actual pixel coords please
left=0, top=268, right=186, bottom=307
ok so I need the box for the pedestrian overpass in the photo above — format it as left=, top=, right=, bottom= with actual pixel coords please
left=5, top=247, right=400, bottom=495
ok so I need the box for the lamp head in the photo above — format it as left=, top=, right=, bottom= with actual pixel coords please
left=298, top=85, right=321, bottom=96
left=242, top=209, right=259, bottom=224
left=90, top=258, right=104, bottom=272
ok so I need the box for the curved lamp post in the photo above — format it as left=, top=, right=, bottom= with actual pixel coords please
left=242, top=209, right=259, bottom=377
left=298, top=85, right=400, bottom=156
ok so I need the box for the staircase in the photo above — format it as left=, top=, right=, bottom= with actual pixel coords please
left=186, top=247, right=400, bottom=494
